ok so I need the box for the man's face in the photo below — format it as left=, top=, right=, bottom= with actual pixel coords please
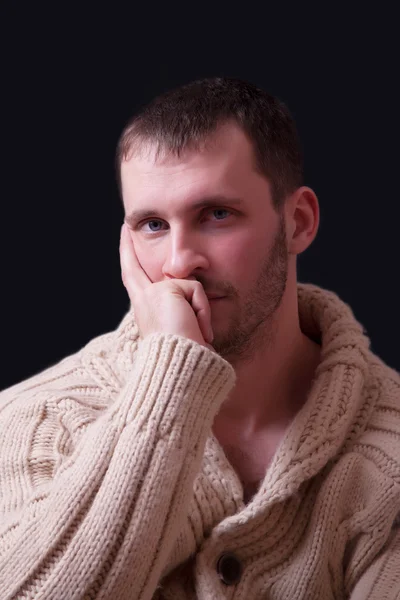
left=121, top=123, right=289, bottom=360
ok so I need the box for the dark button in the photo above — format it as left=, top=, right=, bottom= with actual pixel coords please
left=216, top=552, right=243, bottom=585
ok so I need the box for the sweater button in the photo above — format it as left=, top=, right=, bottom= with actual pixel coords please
left=216, top=552, right=243, bottom=585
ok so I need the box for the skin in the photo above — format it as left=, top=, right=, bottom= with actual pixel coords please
left=120, top=122, right=321, bottom=498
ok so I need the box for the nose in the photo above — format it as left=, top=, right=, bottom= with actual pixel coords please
left=162, top=230, right=209, bottom=280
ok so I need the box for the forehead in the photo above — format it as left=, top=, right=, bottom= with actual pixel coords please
left=120, top=123, right=262, bottom=199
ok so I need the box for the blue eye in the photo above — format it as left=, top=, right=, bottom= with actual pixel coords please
left=212, top=209, right=229, bottom=220
left=144, top=220, right=164, bottom=232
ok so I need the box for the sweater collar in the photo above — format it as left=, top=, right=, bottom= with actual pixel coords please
left=255, top=282, right=374, bottom=504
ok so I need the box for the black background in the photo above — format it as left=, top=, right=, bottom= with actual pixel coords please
left=1, top=6, right=399, bottom=391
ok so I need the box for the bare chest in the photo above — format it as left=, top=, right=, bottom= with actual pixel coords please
left=216, top=430, right=285, bottom=503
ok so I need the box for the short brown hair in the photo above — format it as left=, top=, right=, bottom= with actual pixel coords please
left=116, top=77, right=303, bottom=211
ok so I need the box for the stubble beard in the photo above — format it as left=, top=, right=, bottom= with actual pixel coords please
left=212, top=214, right=289, bottom=364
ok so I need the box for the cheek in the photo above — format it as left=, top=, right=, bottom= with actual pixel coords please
left=131, top=236, right=164, bottom=282
left=213, top=233, right=264, bottom=284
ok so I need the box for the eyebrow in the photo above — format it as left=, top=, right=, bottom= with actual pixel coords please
left=124, top=196, right=244, bottom=228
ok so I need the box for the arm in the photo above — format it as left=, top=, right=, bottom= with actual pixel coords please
left=0, top=333, right=235, bottom=600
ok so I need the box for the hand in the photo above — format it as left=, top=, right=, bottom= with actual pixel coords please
left=119, top=223, right=214, bottom=350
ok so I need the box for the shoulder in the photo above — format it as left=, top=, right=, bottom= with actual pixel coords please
left=346, top=355, right=400, bottom=488
left=0, top=309, right=139, bottom=404
left=354, top=356, right=400, bottom=476
left=0, top=316, right=138, bottom=508
left=0, top=312, right=138, bottom=458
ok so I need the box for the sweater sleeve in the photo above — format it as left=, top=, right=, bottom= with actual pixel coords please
left=0, top=333, right=236, bottom=600
left=348, top=522, right=400, bottom=599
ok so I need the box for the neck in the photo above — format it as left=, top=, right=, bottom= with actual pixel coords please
left=214, top=284, right=321, bottom=435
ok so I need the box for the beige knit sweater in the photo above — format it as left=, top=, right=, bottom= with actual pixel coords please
left=0, top=283, right=399, bottom=599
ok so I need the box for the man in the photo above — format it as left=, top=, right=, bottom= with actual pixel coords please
left=0, top=77, right=399, bottom=599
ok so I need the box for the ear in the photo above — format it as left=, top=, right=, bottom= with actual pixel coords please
left=285, top=186, right=320, bottom=256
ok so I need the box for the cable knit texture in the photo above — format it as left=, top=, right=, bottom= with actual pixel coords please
left=0, top=283, right=399, bottom=599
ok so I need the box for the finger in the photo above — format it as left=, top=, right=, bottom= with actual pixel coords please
left=188, top=281, right=214, bottom=344
left=120, top=223, right=152, bottom=293
left=174, top=279, right=213, bottom=343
